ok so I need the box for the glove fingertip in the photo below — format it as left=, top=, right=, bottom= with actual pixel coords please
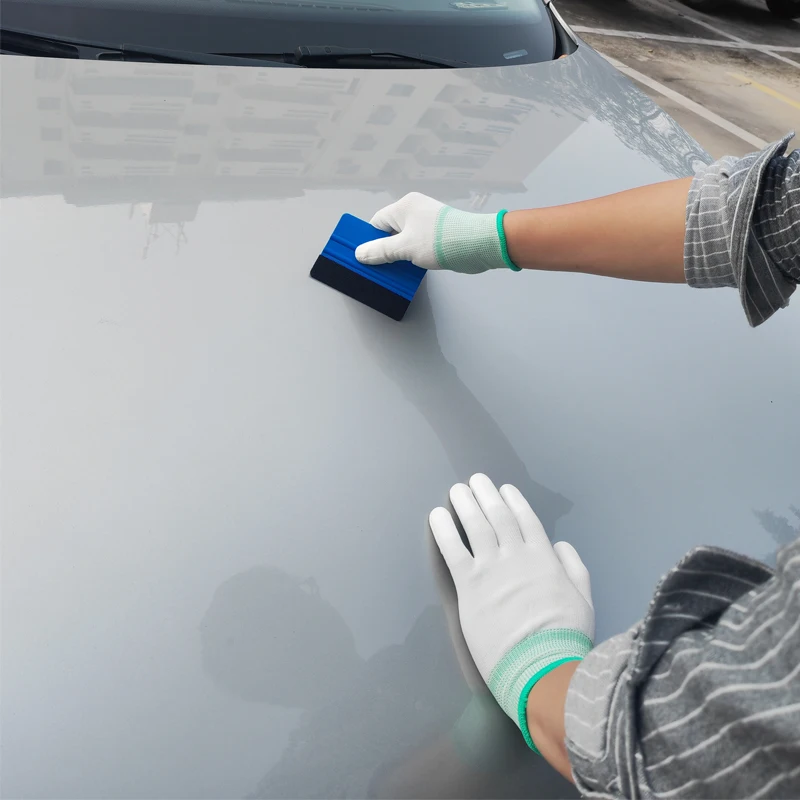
left=429, top=507, right=470, bottom=571
left=553, top=541, right=593, bottom=608
left=468, top=473, right=494, bottom=489
left=553, top=541, right=587, bottom=571
left=369, top=206, right=399, bottom=232
left=355, top=243, right=383, bottom=265
left=499, top=483, right=537, bottom=519
left=429, top=506, right=453, bottom=532
left=553, top=540, right=577, bottom=556
left=369, top=216, right=394, bottom=233
left=448, top=482, right=471, bottom=504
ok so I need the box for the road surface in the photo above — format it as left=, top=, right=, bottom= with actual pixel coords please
left=557, top=0, right=800, bottom=157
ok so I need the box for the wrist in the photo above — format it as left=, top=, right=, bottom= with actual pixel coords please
left=436, top=207, right=519, bottom=273
left=487, top=628, right=592, bottom=752
left=503, top=207, right=558, bottom=273
left=526, top=661, right=581, bottom=781
left=496, top=210, right=520, bottom=271
left=526, top=660, right=580, bottom=745
left=502, top=208, right=534, bottom=270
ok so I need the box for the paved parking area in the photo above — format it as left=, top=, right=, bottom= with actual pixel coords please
left=555, top=0, right=800, bottom=158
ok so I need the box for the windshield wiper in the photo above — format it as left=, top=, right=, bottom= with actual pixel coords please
left=286, top=45, right=474, bottom=68
left=0, top=29, right=471, bottom=69
left=0, top=27, right=299, bottom=67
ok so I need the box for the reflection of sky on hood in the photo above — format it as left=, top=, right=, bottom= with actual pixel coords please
left=527, top=116, right=682, bottom=204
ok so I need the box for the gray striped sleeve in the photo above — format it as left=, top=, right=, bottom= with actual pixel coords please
left=684, top=133, right=799, bottom=327
left=565, top=540, right=800, bottom=798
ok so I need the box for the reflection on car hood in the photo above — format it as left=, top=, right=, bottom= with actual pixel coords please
left=2, top=47, right=707, bottom=208
left=4, top=48, right=798, bottom=800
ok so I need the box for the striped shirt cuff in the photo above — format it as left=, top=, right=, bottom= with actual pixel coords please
left=684, top=134, right=797, bottom=327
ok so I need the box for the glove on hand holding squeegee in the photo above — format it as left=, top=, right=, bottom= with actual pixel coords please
left=355, top=193, right=520, bottom=274
left=429, top=474, right=594, bottom=752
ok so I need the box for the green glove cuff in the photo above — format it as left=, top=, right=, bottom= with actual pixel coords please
left=496, top=210, right=521, bottom=272
left=434, top=207, right=520, bottom=273
left=488, top=628, right=593, bottom=754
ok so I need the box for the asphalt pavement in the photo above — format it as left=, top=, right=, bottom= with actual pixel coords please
left=556, top=0, right=800, bottom=158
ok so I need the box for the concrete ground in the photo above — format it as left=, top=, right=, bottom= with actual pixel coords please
left=555, top=0, right=800, bottom=158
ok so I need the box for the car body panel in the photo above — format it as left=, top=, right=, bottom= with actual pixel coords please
left=2, top=46, right=798, bottom=799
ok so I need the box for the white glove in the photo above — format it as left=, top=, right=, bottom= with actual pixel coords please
left=354, top=192, right=520, bottom=274
left=429, top=473, right=594, bottom=752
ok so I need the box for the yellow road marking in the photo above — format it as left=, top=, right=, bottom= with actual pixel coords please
left=728, top=72, right=800, bottom=112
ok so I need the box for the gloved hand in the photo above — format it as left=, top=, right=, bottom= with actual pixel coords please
left=355, top=192, right=520, bottom=274
left=429, top=473, right=594, bottom=753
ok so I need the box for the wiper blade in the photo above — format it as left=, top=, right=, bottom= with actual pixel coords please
left=0, top=27, right=299, bottom=67
left=291, top=45, right=474, bottom=68
left=115, top=43, right=300, bottom=67
left=0, top=29, right=471, bottom=69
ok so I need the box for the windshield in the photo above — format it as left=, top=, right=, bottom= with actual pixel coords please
left=0, top=0, right=555, bottom=67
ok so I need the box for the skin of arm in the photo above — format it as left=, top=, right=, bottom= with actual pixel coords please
left=503, top=177, right=692, bottom=283
left=525, top=661, right=581, bottom=782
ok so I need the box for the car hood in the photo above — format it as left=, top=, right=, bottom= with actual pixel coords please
left=2, top=48, right=798, bottom=800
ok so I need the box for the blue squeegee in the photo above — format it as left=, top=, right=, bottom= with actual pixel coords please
left=310, top=214, right=426, bottom=321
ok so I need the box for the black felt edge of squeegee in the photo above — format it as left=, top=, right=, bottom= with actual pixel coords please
left=310, top=254, right=410, bottom=321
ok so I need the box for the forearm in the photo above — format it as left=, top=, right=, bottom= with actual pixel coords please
left=525, top=661, right=580, bottom=783
left=360, top=135, right=796, bottom=314
left=504, top=178, right=692, bottom=283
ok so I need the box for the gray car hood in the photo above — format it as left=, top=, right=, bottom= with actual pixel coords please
left=2, top=47, right=798, bottom=800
